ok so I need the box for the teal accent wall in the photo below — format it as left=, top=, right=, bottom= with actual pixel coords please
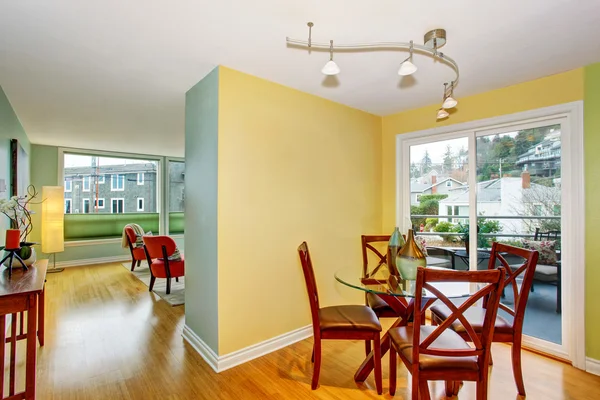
left=184, top=67, right=220, bottom=354
left=0, top=86, right=30, bottom=237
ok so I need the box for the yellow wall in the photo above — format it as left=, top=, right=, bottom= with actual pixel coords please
left=217, top=67, right=382, bottom=354
left=584, top=63, right=600, bottom=360
left=381, top=69, right=584, bottom=232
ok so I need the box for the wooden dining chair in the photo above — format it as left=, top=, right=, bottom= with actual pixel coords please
left=430, top=242, right=539, bottom=396
left=361, top=235, right=398, bottom=317
left=389, top=266, right=505, bottom=400
left=298, top=242, right=383, bottom=393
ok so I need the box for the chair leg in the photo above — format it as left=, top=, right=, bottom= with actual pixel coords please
left=389, top=345, right=397, bottom=396
left=149, top=275, right=156, bottom=291
left=166, top=278, right=172, bottom=295
left=311, top=337, right=321, bottom=390
left=311, top=345, right=314, bottom=363
left=373, top=335, right=382, bottom=395
left=137, top=260, right=141, bottom=266
left=175, top=277, right=179, bottom=283
left=411, top=374, right=419, bottom=400
left=419, top=379, right=431, bottom=400
left=476, top=379, right=487, bottom=400
left=445, top=381, right=455, bottom=397
left=365, top=340, right=371, bottom=357
left=130, top=259, right=136, bottom=271
left=511, top=339, right=526, bottom=396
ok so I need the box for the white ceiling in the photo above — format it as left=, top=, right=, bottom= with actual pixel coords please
left=1, top=0, right=600, bottom=157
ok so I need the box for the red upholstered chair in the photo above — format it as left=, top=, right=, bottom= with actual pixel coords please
left=142, top=236, right=185, bottom=295
left=125, top=226, right=146, bottom=271
left=298, top=242, right=382, bottom=393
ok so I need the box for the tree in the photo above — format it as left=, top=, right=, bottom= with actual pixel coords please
left=410, top=162, right=419, bottom=178
left=443, top=145, right=454, bottom=173
left=421, top=150, right=432, bottom=174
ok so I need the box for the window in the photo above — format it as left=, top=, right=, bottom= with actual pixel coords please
left=111, top=198, right=124, bottom=214
left=97, top=175, right=105, bottom=184
left=64, top=199, right=72, bottom=213
left=111, top=174, right=124, bottom=191
left=82, top=199, right=90, bottom=213
left=137, top=173, right=144, bottom=185
left=446, top=180, right=452, bottom=187
left=64, top=180, right=72, bottom=192
left=137, top=197, right=144, bottom=212
left=82, top=176, right=91, bottom=192
left=168, top=160, right=185, bottom=234
left=95, top=198, right=105, bottom=209
left=416, top=194, right=422, bottom=202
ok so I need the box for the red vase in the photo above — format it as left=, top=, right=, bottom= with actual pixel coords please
left=5, top=229, right=21, bottom=249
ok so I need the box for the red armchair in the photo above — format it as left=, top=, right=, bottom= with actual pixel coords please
left=142, top=236, right=185, bottom=295
left=124, top=226, right=146, bottom=271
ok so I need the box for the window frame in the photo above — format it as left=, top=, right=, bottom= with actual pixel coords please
left=111, top=198, right=125, bottom=214
left=95, top=198, right=105, bottom=209
left=64, top=198, right=72, bottom=214
left=82, top=198, right=91, bottom=213
left=137, top=172, right=144, bottom=185
left=111, top=174, right=125, bottom=191
left=82, top=175, right=91, bottom=192
left=64, top=179, right=72, bottom=193
left=137, top=197, right=144, bottom=212
left=97, top=175, right=105, bottom=184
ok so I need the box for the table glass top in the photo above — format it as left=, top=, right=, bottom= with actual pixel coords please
left=335, top=264, right=472, bottom=299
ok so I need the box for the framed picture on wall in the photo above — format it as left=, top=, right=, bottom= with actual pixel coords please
left=10, top=139, right=29, bottom=197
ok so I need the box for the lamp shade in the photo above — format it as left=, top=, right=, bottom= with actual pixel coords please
left=398, top=60, right=418, bottom=76
left=321, top=60, right=340, bottom=75
left=442, top=96, right=458, bottom=109
left=436, top=108, right=450, bottom=120
left=41, top=186, right=64, bottom=253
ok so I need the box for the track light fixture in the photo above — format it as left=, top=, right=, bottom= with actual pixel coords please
left=287, top=22, right=461, bottom=121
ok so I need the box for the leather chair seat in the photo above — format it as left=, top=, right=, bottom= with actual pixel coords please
left=319, top=305, right=382, bottom=332
left=150, top=257, right=185, bottom=278
left=131, top=246, right=146, bottom=260
left=367, top=292, right=395, bottom=312
left=430, top=304, right=514, bottom=335
left=389, top=325, right=478, bottom=371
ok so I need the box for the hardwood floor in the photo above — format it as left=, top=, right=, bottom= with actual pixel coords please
left=7, top=262, right=599, bottom=399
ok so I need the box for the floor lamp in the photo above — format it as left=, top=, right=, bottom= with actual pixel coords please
left=42, top=186, right=65, bottom=273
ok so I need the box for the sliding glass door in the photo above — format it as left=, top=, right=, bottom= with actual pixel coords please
left=401, top=116, right=572, bottom=359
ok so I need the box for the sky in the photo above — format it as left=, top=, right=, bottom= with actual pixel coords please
left=409, top=131, right=519, bottom=164
left=64, top=154, right=156, bottom=168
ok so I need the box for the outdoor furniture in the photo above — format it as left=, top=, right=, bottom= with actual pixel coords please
left=143, top=236, right=185, bottom=295
left=124, top=225, right=146, bottom=271
left=298, top=242, right=383, bottom=393
left=529, top=228, right=561, bottom=313
left=335, top=264, right=472, bottom=387
left=389, top=266, right=504, bottom=399
left=430, top=242, right=539, bottom=397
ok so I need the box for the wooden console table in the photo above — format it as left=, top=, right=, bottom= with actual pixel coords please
left=0, top=259, right=47, bottom=399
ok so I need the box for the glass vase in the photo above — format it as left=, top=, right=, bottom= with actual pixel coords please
left=395, top=229, right=426, bottom=291
left=386, top=227, right=405, bottom=276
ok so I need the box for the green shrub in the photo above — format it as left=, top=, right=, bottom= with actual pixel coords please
left=433, top=222, right=453, bottom=232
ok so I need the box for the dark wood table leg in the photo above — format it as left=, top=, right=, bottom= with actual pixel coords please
left=9, top=313, right=16, bottom=396
left=38, top=289, right=45, bottom=346
left=354, top=296, right=436, bottom=383
left=26, top=294, right=37, bottom=399
left=0, top=315, right=5, bottom=397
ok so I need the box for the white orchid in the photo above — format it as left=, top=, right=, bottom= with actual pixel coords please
left=0, top=186, right=38, bottom=243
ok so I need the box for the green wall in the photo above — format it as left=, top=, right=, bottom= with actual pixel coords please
left=0, top=86, right=30, bottom=236
left=585, top=62, right=600, bottom=360
left=184, top=67, right=220, bottom=353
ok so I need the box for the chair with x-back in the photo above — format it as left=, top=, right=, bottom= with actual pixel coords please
left=389, top=266, right=505, bottom=399
left=430, top=242, right=539, bottom=396
left=298, top=242, right=383, bottom=393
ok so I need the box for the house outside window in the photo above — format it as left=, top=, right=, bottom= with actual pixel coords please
left=137, top=197, right=144, bottom=211
left=416, top=194, right=422, bottom=203
left=82, top=176, right=91, bottom=192
left=111, top=174, right=125, bottom=191
left=137, top=173, right=144, bottom=185
left=64, top=180, right=72, bottom=192
left=94, top=198, right=105, bottom=209
left=65, top=199, right=72, bottom=213
left=446, top=180, right=452, bottom=187
left=111, top=198, right=124, bottom=213
left=82, top=198, right=90, bottom=213
left=97, top=175, right=105, bottom=184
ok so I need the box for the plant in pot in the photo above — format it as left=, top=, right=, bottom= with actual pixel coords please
left=0, top=185, right=38, bottom=267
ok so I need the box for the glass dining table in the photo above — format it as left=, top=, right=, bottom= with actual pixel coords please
left=335, top=264, right=472, bottom=383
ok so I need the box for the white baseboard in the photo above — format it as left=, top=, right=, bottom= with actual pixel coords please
left=586, top=357, right=600, bottom=376
left=182, top=325, right=219, bottom=372
left=182, top=324, right=312, bottom=373
left=53, top=255, right=130, bottom=268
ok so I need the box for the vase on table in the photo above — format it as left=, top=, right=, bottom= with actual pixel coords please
left=5, top=229, right=20, bottom=249
left=395, top=229, right=426, bottom=294
left=386, top=227, right=405, bottom=276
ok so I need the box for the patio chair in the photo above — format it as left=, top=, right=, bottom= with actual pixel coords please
left=298, top=242, right=382, bottom=393
left=528, top=228, right=561, bottom=313
left=430, top=242, right=539, bottom=397
left=389, top=266, right=505, bottom=399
